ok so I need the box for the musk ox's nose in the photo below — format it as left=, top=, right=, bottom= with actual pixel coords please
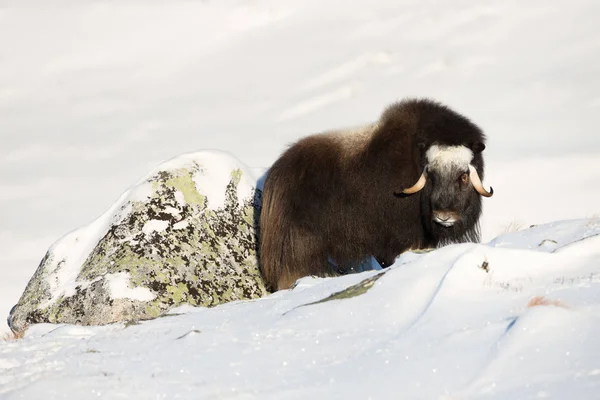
left=432, top=210, right=459, bottom=227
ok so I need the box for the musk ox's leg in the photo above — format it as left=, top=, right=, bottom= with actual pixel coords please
left=275, top=227, right=331, bottom=291
left=259, top=189, right=332, bottom=290
left=336, top=256, right=382, bottom=273
left=375, top=255, right=397, bottom=268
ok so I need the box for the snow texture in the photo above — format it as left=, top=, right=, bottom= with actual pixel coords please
left=1, top=219, right=599, bottom=399
left=105, top=272, right=156, bottom=302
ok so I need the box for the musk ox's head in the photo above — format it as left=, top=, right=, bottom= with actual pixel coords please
left=401, top=142, right=493, bottom=242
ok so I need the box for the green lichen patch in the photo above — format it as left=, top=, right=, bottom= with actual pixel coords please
left=164, top=168, right=206, bottom=206
left=230, top=168, right=243, bottom=187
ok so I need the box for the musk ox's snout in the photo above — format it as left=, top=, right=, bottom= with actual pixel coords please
left=432, top=210, right=460, bottom=227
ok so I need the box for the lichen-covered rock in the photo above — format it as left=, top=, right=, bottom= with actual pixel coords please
left=8, top=150, right=269, bottom=334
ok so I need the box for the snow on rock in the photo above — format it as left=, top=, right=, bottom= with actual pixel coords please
left=1, top=218, right=599, bottom=399
left=105, top=272, right=156, bottom=302
left=7, top=150, right=268, bottom=334
left=141, top=219, right=170, bottom=235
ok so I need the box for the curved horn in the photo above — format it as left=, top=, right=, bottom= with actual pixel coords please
left=402, top=170, right=427, bottom=194
left=468, top=165, right=494, bottom=197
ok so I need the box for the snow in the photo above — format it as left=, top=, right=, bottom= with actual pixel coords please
left=105, top=272, right=156, bottom=302
left=1, top=219, right=599, bottom=399
left=488, top=218, right=600, bottom=252
left=141, top=220, right=170, bottom=236
left=1, top=0, right=600, bottom=398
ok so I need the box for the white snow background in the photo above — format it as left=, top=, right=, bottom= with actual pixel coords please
left=1, top=0, right=600, bottom=398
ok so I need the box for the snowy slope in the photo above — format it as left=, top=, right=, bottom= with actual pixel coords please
left=1, top=219, right=599, bottom=399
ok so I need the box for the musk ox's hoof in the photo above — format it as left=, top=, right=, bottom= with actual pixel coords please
left=8, top=150, right=269, bottom=334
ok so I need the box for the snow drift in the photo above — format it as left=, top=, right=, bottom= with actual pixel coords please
left=1, top=219, right=599, bottom=399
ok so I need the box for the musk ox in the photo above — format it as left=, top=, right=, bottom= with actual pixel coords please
left=259, top=98, right=493, bottom=291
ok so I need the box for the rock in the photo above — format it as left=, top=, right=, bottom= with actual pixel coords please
left=303, top=272, right=384, bottom=304
left=8, top=150, right=269, bottom=334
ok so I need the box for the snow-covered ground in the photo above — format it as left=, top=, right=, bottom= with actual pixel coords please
left=2, top=219, right=599, bottom=399
left=1, top=0, right=600, bottom=397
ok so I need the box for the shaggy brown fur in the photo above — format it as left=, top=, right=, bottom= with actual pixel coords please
left=260, top=98, right=489, bottom=291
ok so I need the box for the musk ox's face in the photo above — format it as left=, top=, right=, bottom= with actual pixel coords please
left=426, top=144, right=487, bottom=228
left=402, top=143, right=493, bottom=232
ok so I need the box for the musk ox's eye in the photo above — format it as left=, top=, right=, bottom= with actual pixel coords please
left=460, top=173, right=469, bottom=184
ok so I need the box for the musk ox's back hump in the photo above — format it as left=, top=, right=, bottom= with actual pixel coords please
left=330, top=123, right=379, bottom=160
left=273, top=124, right=377, bottom=202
